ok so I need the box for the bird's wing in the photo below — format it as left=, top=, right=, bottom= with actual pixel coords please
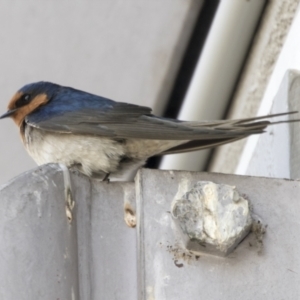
left=161, top=112, right=299, bottom=154
left=25, top=91, right=296, bottom=140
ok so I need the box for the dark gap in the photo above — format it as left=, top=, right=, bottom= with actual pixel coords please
left=205, top=0, right=269, bottom=171
left=146, top=0, right=220, bottom=169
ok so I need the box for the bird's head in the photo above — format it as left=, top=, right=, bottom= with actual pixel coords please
left=0, top=81, right=60, bottom=126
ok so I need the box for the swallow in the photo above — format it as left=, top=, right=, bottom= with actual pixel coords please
left=0, top=81, right=298, bottom=181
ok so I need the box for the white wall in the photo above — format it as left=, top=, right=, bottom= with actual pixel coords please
left=0, top=0, right=202, bottom=185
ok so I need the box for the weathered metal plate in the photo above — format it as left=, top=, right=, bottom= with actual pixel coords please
left=0, top=165, right=80, bottom=299
left=0, top=164, right=137, bottom=300
left=136, top=168, right=300, bottom=300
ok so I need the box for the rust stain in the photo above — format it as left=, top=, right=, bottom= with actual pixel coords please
left=124, top=202, right=136, bottom=228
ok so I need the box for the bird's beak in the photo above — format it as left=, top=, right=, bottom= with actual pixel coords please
left=0, top=108, right=18, bottom=119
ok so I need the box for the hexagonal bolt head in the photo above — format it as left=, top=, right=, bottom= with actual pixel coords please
left=171, top=181, right=252, bottom=256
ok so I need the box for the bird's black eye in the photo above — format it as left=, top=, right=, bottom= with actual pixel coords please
left=15, top=94, right=31, bottom=108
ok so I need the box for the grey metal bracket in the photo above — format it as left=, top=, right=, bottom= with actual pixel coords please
left=136, top=169, right=300, bottom=300
left=0, top=164, right=137, bottom=300
left=0, top=165, right=299, bottom=299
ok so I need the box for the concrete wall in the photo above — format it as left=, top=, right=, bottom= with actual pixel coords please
left=210, top=0, right=300, bottom=175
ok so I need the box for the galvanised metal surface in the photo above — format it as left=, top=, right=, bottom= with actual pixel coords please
left=1, top=165, right=299, bottom=299
left=0, top=164, right=137, bottom=300
left=0, top=165, right=80, bottom=300
left=136, top=169, right=300, bottom=300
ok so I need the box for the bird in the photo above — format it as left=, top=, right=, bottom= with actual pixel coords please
left=0, top=81, right=298, bottom=181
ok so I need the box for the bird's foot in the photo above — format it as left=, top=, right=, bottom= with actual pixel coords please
left=102, top=173, right=110, bottom=183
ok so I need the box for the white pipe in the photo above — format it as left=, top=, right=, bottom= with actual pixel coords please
left=160, top=0, right=266, bottom=171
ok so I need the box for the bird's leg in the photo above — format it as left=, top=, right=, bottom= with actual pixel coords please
left=59, top=164, right=75, bottom=223
left=102, top=173, right=110, bottom=183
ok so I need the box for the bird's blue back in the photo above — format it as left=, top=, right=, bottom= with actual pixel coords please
left=20, top=82, right=117, bottom=123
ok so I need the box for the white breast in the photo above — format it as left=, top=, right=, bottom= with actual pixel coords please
left=24, top=126, right=125, bottom=177
left=23, top=125, right=184, bottom=179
